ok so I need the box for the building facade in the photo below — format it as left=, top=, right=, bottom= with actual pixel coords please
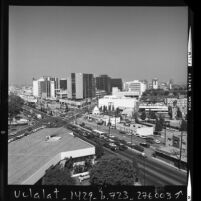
left=98, top=95, right=138, bottom=110
left=96, top=75, right=111, bottom=94
left=152, top=78, right=159, bottom=89
left=124, top=80, right=146, bottom=97
left=68, top=73, right=95, bottom=100
left=60, top=78, right=67, bottom=90
left=32, top=76, right=59, bottom=99
left=111, top=78, right=123, bottom=91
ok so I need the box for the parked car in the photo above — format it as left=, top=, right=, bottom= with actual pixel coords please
left=154, top=139, right=161, bottom=144
left=119, top=131, right=126, bottom=134
left=118, top=144, right=128, bottom=151
left=139, top=142, right=150, bottom=148
left=79, top=173, right=90, bottom=182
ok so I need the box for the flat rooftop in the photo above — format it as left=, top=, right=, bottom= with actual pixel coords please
left=8, top=127, right=94, bottom=184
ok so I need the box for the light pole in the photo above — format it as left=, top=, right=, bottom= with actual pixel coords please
left=164, top=121, right=169, bottom=146
left=144, top=156, right=146, bottom=186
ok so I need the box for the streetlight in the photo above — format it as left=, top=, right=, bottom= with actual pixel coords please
left=143, top=155, right=146, bottom=186
left=164, top=121, right=169, bottom=146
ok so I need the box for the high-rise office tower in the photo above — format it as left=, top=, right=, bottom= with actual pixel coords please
left=96, top=75, right=111, bottom=94
left=68, top=73, right=95, bottom=100
left=111, top=78, right=123, bottom=91
left=60, top=78, right=67, bottom=90
left=32, top=76, right=58, bottom=98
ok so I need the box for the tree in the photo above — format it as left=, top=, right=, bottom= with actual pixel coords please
left=65, top=157, right=74, bottom=170
left=140, top=111, right=146, bottom=120
left=42, top=165, right=76, bottom=185
left=95, top=144, right=104, bottom=159
left=133, top=112, right=139, bottom=123
left=180, top=119, right=187, bottom=132
left=155, top=117, right=163, bottom=133
left=149, top=111, right=157, bottom=120
left=168, top=106, right=172, bottom=119
left=8, top=94, right=24, bottom=123
left=89, top=156, right=136, bottom=186
left=176, top=108, right=183, bottom=120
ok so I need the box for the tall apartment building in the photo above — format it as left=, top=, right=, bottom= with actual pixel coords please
left=96, top=75, right=111, bottom=94
left=67, top=73, right=95, bottom=100
left=60, top=78, right=67, bottom=90
left=111, top=78, right=123, bottom=91
left=32, top=76, right=59, bottom=98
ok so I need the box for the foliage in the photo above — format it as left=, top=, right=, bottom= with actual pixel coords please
left=85, top=158, right=93, bottom=169
left=140, top=111, right=146, bottom=120
left=168, top=106, right=172, bottom=119
left=73, top=165, right=86, bottom=174
left=95, top=144, right=104, bottom=159
left=89, top=156, right=136, bottom=186
left=176, top=108, right=183, bottom=119
left=42, top=165, right=76, bottom=185
left=65, top=157, right=74, bottom=170
left=133, top=112, right=139, bottom=123
left=155, top=115, right=164, bottom=132
left=149, top=111, right=157, bottom=119
left=180, top=119, right=187, bottom=131
left=8, top=94, right=24, bottom=120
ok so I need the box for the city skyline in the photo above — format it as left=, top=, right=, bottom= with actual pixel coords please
left=9, top=6, right=188, bottom=86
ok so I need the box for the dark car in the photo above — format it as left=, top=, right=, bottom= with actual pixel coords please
left=139, top=142, right=150, bottom=148
left=118, top=144, right=128, bottom=151
left=119, top=131, right=126, bottom=134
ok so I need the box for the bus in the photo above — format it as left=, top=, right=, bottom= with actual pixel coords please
left=92, top=129, right=107, bottom=138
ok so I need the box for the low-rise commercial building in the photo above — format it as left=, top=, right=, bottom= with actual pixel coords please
left=139, top=102, right=168, bottom=113
left=8, top=127, right=95, bottom=184
left=98, top=95, right=138, bottom=110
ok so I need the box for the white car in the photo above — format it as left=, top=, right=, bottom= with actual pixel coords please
left=155, top=139, right=161, bottom=144
left=79, top=173, right=90, bottom=182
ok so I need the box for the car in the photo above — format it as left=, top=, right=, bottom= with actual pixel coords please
left=118, top=144, right=128, bottom=151
left=119, top=131, right=126, bottom=134
left=154, top=139, right=161, bottom=144
left=139, top=142, right=150, bottom=148
left=79, top=173, right=90, bottom=182
left=124, top=123, right=130, bottom=127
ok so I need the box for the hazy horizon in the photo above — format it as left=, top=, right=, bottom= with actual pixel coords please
left=9, top=6, right=188, bottom=86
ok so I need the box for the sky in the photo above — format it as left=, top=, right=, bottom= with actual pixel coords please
left=9, top=6, right=188, bottom=86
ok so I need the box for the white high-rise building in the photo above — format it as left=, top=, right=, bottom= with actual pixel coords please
left=32, top=76, right=58, bottom=99
left=123, top=80, right=146, bottom=97
left=152, top=78, right=159, bottom=89
left=50, top=81, right=55, bottom=98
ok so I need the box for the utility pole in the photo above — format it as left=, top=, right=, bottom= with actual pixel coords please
left=179, top=120, right=183, bottom=169
left=144, top=156, right=146, bottom=185
left=108, top=102, right=112, bottom=135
